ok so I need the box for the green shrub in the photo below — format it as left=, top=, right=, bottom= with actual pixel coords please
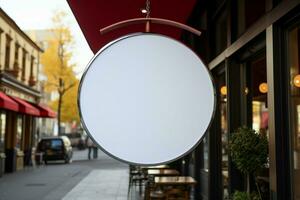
left=229, top=127, right=268, bottom=197
left=233, top=191, right=250, bottom=200
left=233, top=191, right=260, bottom=200
left=229, top=127, right=268, bottom=174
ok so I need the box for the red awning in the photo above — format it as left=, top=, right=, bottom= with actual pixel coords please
left=67, top=0, right=197, bottom=53
left=10, top=96, right=40, bottom=116
left=0, top=92, right=18, bottom=111
left=32, top=104, right=56, bottom=118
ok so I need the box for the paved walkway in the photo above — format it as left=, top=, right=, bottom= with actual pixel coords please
left=64, top=149, right=129, bottom=200
left=63, top=168, right=129, bottom=200
left=0, top=149, right=129, bottom=200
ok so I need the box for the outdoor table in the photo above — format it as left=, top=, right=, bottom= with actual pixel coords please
left=147, top=169, right=180, bottom=176
left=154, top=176, right=196, bottom=186
left=144, top=176, right=196, bottom=200
left=141, top=165, right=170, bottom=169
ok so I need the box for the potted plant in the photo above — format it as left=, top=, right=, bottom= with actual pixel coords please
left=229, top=127, right=268, bottom=200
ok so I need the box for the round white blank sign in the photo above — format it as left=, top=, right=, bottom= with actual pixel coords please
left=78, top=33, right=215, bottom=165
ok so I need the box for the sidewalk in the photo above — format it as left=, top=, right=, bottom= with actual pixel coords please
left=64, top=149, right=129, bottom=200
left=0, top=149, right=129, bottom=200
left=62, top=168, right=128, bottom=200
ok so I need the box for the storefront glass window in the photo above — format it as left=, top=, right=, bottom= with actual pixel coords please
left=16, top=115, right=23, bottom=150
left=203, top=136, right=209, bottom=170
left=249, top=56, right=269, bottom=138
left=288, top=25, right=300, bottom=200
left=0, top=112, right=6, bottom=152
left=221, top=94, right=228, bottom=198
left=245, top=54, right=269, bottom=197
left=252, top=101, right=268, bottom=137
left=218, top=74, right=228, bottom=198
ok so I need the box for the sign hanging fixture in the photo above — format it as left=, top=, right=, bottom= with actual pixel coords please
left=78, top=0, right=216, bottom=165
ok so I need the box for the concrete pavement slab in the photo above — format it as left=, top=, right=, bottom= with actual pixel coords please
left=62, top=168, right=129, bottom=200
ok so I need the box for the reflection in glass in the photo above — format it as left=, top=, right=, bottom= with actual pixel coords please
left=0, top=112, right=6, bottom=152
left=218, top=73, right=228, bottom=198
left=252, top=101, right=268, bottom=137
left=288, top=25, right=300, bottom=200
left=221, top=90, right=228, bottom=198
left=203, top=136, right=209, bottom=171
left=247, top=54, right=269, bottom=198
left=16, top=115, right=23, bottom=150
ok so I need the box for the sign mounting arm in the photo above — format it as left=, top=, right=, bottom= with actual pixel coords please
left=99, top=18, right=201, bottom=36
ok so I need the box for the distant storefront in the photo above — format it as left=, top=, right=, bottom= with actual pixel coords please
left=0, top=8, right=55, bottom=174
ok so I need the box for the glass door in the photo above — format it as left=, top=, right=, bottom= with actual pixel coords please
left=248, top=55, right=269, bottom=138
left=0, top=112, right=6, bottom=153
left=16, top=115, right=23, bottom=150
left=213, top=66, right=228, bottom=199
left=243, top=52, right=270, bottom=198
left=287, top=24, right=300, bottom=200
left=219, top=73, right=228, bottom=199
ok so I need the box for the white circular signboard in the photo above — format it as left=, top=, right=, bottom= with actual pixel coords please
left=78, top=33, right=215, bottom=165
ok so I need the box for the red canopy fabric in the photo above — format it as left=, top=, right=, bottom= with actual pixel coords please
left=10, top=96, right=40, bottom=116
left=0, top=92, right=18, bottom=111
left=33, top=104, right=56, bottom=118
left=67, top=0, right=197, bottom=53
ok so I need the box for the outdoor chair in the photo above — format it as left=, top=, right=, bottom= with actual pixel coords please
left=128, top=165, right=148, bottom=196
left=149, top=190, right=166, bottom=200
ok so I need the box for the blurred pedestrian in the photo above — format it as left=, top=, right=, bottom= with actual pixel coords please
left=93, top=143, right=98, bottom=159
left=86, top=137, right=93, bottom=160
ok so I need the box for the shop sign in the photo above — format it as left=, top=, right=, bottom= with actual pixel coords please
left=78, top=33, right=215, bottom=165
left=0, top=86, right=35, bottom=102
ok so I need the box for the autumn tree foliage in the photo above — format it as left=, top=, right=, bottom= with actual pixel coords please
left=40, top=11, right=79, bottom=134
left=49, top=80, right=80, bottom=123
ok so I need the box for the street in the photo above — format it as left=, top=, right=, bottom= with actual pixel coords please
left=0, top=149, right=129, bottom=200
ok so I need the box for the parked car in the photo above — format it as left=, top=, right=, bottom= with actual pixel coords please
left=36, top=136, right=73, bottom=164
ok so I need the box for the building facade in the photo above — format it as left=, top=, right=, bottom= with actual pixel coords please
left=67, top=0, right=300, bottom=199
left=0, top=8, right=54, bottom=175
left=26, top=29, right=58, bottom=137
left=176, top=0, right=300, bottom=199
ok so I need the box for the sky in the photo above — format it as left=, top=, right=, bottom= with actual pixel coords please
left=0, top=0, right=94, bottom=77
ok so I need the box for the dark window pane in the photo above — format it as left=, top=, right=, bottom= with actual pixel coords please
left=288, top=25, right=300, bottom=200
